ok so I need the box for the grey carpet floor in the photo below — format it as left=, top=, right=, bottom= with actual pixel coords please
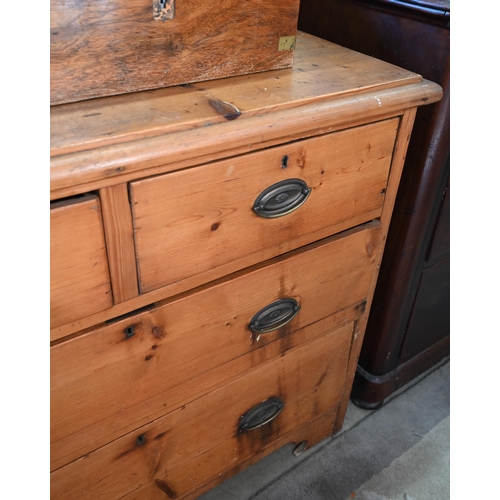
left=249, top=362, right=450, bottom=500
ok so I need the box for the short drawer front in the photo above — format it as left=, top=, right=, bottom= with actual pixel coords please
left=51, top=327, right=352, bottom=500
left=50, top=195, right=113, bottom=328
left=50, top=221, right=381, bottom=470
left=130, top=118, right=398, bottom=294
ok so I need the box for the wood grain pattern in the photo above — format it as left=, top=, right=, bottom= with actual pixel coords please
left=50, top=0, right=300, bottom=104
left=50, top=195, right=113, bottom=328
left=131, top=119, right=397, bottom=293
left=50, top=32, right=418, bottom=157
left=50, top=82, right=442, bottom=201
left=51, top=222, right=381, bottom=470
left=100, top=184, right=139, bottom=303
left=50, top=202, right=383, bottom=342
left=123, top=410, right=337, bottom=500
left=51, top=329, right=351, bottom=499
left=49, top=32, right=444, bottom=500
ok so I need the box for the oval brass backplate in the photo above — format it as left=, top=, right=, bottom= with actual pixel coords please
left=249, top=298, right=301, bottom=334
left=238, top=397, right=285, bottom=432
left=253, top=178, right=311, bottom=218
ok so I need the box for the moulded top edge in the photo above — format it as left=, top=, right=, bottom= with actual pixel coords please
left=50, top=32, right=422, bottom=158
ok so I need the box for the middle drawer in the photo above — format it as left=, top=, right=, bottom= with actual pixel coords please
left=51, top=221, right=381, bottom=471
left=130, top=118, right=398, bottom=294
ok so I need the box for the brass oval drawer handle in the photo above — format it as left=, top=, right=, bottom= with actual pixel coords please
left=253, top=178, right=311, bottom=218
left=238, top=397, right=285, bottom=432
left=249, top=298, right=301, bottom=334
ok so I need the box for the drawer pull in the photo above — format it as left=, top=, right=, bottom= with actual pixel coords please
left=239, top=397, right=285, bottom=432
left=249, top=298, right=300, bottom=334
left=253, top=178, right=311, bottom=218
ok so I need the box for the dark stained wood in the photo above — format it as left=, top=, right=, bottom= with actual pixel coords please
left=50, top=0, right=300, bottom=105
left=399, top=258, right=450, bottom=361
left=358, top=98, right=449, bottom=376
left=299, top=0, right=450, bottom=405
left=333, top=107, right=417, bottom=432
left=427, top=177, right=450, bottom=263
left=351, top=338, right=449, bottom=409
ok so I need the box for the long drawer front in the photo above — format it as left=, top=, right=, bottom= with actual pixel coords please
left=130, top=118, right=398, bottom=295
left=51, top=221, right=382, bottom=471
left=51, top=326, right=352, bottom=500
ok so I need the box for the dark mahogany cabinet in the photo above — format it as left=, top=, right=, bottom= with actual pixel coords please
left=298, top=0, right=450, bottom=407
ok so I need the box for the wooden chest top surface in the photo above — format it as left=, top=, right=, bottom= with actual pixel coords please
left=50, top=33, right=441, bottom=200
left=50, top=32, right=419, bottom=156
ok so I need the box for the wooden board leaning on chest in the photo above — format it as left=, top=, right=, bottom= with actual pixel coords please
left=50, top=32, right=442, bottom=500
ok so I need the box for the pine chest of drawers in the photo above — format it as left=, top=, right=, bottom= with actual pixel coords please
left=50, top=32, right=442, bottom=499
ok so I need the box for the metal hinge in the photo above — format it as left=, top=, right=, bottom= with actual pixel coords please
left=153, top=0, right=175, bottom=21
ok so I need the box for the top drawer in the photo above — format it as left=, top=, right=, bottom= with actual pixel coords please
left=50, top=195, right=113, bottom=328
left=130, top=118, right=399, bottom=294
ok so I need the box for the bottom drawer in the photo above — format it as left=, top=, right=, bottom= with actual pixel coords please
left=51, top=324, right=353, bottom=499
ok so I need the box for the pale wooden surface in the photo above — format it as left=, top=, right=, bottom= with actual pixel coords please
left=124, top=411, right=338, bottom=500
left=50, top=195, right=113, bottom=328
left=50, top=32, right=416, bottom=155
left=49, top=82, right=442, bottom=200
left=51, top=329, right=351, bottom=500
left=49, top=47, right=442, bottom=340
left=51, top=222, right=381, bottom=470
left=100, top=184, right=139, bottom=303
left=50, top=31, right=443, bottom=500
left=50, top=33, right=442, bottom=202
left=50, top=0, right=300, bottom=104
left=51, top=108, right=399, bottom=340
left=131, top=119, right=397, bottom=293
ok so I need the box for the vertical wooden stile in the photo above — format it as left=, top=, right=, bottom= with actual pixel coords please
left=100, top=184, right=139, bottom=303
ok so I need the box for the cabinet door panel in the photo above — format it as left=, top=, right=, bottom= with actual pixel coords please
left=400, top=259, right=450, bottom=362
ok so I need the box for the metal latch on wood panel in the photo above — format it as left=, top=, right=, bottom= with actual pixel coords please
left=279, top=36, right=296, bottom=51
left=153, top=0, right=175, bottom=21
